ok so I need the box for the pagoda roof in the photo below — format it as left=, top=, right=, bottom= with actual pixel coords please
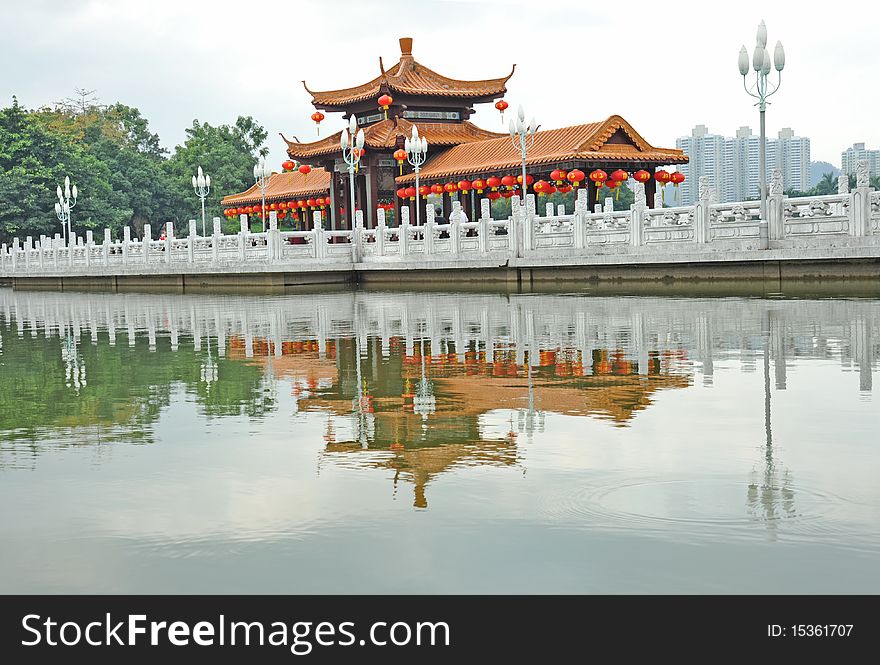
left=396, top=115, right=688, bottom=183
left=283, top=117, right=504, bottom=160
left=221, top=169, right=331, bottom=206
left=303, top=37, right=514, bottom=107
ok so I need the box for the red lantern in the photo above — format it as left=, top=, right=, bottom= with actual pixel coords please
left=377, top=93, right=393, bottom=119
left=494, top=99, right=509, bottom=124
left=444, top=182, right=457, bottom=194
left=310, top=111, right=325, bottom=135
left=590, top=169, right=608, bottom=200
left=610, top=169, right=628, bottom=184
left=633, top=169, right=651, bottom=183
left=269, top=202, right=278, bottom=211
left=559, top=185, right=573, bottom=194
left=393, top=148, right=407, bottom=176
left=670, top=172, right=685, bottom=185
left=487, top=191, right=501, bottom=200
left=281, top=160, right=296, bottom=171
left=430, top=183, right=444, bottom=195
left=550, top=169, right=567, bottom=185
left=516, top=174, right=534, bottom=188
left=405, top=186, right=416, bottom=200
left=418, top=185, right=430, bottom=198
left=533, top=180, right=551, bottom=196
left=245, top=206, right=253, bottom=214
left=297, top=200, right=307, bottom=209
left=457, top=179, right=472, bottom=192
left=501, top=175, right=517, bottom=190
left=486, top=176, right=502, bottom=190
left=298, top=164, right=311, bottom=183
left=472, top=178, right=486, bottom=193
left=397, top=187, right=408, bottom=200
left=501, top=191, right=514, bottom=198
left=566, top=169, right=585, bottom=187
left=306, top=198, right=316, bottom=208
left=654, top=170, right=671, bottom=185
left=279, top=201, right=288, bottom=210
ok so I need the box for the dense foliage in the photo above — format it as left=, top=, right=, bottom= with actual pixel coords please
left=0, top=95, right=266, bottom=243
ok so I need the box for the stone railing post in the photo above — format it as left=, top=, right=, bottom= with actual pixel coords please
left=313, top=211, right=325, bottom=259
left=694, top=176, right=711, bottom=243
left=425, top=204, right=436, bottom=255
left=545, top=201, right=554, bottom=217
left=67, top=232, right=75, bottom=268
left=188, top=220, right=197, bottom=263
left=165, top=222, right=173, bottom=264
left=85, top=230, right=94, bottom=267
left=630, top=181, right=646, bottom=247
left=479, top=198, right=491, bottom=254
left=400, top=206, right=410, bottom=256
left=212, top=218, right=221, bottom=264
left=103, top=229, right=111, bottom=266
left=851, top=159, right=872, bottom=236
left=450, top=202, right=461, bottom=256
left=0, top=243, right=7, bottom=272
left=11, top=239, right=19, bottom=272
left=653, top=191, right=663, bottom=210
left=768, top=169, right=785, bottom=242
left=524, top=193, right=537, bottom=255
left=376, top=207, right=386, bottom=256
left=143, top=224, right=152, bottom=266
left=268, top=211, right=279, bottom=263
left=837, top=174, right=849, bottom=195
left=239, top=214, right=249, bottom=262
left=38, top=235, right=46, bottom=270
left=123, top=227, right=131, bottom=266
left=353, top=210, right=364, bottom=262
left=574, top=188, right=589, bottom=249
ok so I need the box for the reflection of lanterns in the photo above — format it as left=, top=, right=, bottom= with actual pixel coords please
left=550, top=169, right=567, bottom=185
left=486, top=176, right=502, bottom=191
left=494, top=99, right=509, bottom=124
left=310, top=111, right=324, bottom=135
left=377, top=93, right=393, bottom=119
left=393, top=148, right=407, bottom=176
left=501, top=175, right=516, bottom=190
left=472, top=178, right=486, bottom=194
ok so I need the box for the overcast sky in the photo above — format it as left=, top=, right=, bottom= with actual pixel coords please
left=3, top=0, right=877, bottom=173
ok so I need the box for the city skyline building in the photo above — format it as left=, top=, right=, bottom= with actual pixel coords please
left=841, top=142, right=880, bottom=177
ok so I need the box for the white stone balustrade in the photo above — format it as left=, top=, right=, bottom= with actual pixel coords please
left=2, top=160, right=879, bottom=279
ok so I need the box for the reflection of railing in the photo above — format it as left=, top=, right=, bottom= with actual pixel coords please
left=5, top=165, right=880, bottom=279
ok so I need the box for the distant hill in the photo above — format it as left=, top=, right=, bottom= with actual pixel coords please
left=810, top=161, right=840, bottom=187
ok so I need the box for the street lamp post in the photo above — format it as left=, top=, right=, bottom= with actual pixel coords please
left=340, top=115, right=365, bottom=230
left=253, top=157, right=272, bottom=232
left=54, top=176, right=78, bottom=246
left=405, top=125, right=428, bottom=226
left=739, top=19, right=785, bottom=222
left=508, top=105, right=538, bottom=205
left=191, top=166, right=211, bottom=236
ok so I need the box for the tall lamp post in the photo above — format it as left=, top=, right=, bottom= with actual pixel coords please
left=739, top=19, right=785, bottom=222
left=253, top=157, right=272, bottom=232
left=340, top=115, right=365, bottom=229
left=405, top=125, right=428, bottom=226
left=54, top=176, right=77, bottom=245
left=508, top=105, right=538, bottom=203
left=191, top=166, right=211, bottom=236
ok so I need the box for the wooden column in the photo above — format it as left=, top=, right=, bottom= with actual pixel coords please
left=329, top=175, right=341, bottom=230
left=366, top=162, right=378, bottom=229
left=645, top=177, right=657, bottom=209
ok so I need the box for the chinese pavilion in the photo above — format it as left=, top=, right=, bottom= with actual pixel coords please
left=224, top=37, right=687, bottom=230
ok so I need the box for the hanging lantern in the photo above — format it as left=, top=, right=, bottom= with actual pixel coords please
left=654, top=169, right=671, bottom=204
left=501, top=175, right=516, bottom=190
left=269, top=202, right=278, bottom=211
left=670, top=172, right=685, bottom=186
left=430, top=183, right=445, bottom=195
left=533, top=180, right=551, bottom=196
left=548, top=184, right=557, bottom=195
left=566, top=169, right=585, bottom=188
left=501, top=190, right=515, bottom=198
left=516, top=174, right=534, bottom=189
left=245, top=206, right=253, bottom=214
left=550, top=169, right=567, bottom=185
left=494, top=99, right=509, bottom=124
left=298, top=164, right=311, bottom=184
left=279, top=202, right=288, bottom=210
left=281, top=159, right=296, bottom=171
left=472, top=178, right=486, bottom=194
left=377, top=93, right=393, bottom=119
left=405, top=186, right=416, bottom=200
left=559, top=184, right=573, bottom=194
left=393, top=148, right=407, bottom=176
left=418, top=185, right=431, bottom=198
left=396, top=187, right=408, bottom=200
left=487, top=191, right=501, bottom=200
left=444, top=182, right=458, bottom=195
left=589, top=169, right=608, bottom=200
left=297, top=200, right=307, bottom=209
left=310, top=111, right=325, bottom=135
left=458, top=179, right=472, bottom=193
left=633, top=169, right=651, bottom=183
left=610, top=169, right=628, bottom=185
left=486, top=176, right=502, bottom=191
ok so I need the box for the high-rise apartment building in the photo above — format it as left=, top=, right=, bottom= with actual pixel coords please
left=841, top=143, right=880, bottom=177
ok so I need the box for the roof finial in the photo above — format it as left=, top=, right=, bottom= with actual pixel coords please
left=399, top=37, right=413, bottom=56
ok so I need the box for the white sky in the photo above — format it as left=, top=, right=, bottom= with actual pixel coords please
left=2, top=0, right=877, bottom=171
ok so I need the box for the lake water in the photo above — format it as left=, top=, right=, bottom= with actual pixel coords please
left=0, top=286, right=878, bottom=594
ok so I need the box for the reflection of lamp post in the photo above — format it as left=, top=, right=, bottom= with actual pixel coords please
left=738, top=20, right=785, bottom=222
left=413, top=336, right=435, bottom=421
left=54, top=176, right=78, bottom=246
left=191, top=166, right=211, bottom=237
left=253, top=158, right=272, bottom=232
left=200, top=333, right=217, bottom=389
left=405, top=125, right=428, bottom=227
left=61, top=331, right=86, bottom=393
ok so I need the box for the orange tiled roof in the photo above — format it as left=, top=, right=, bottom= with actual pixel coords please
left=221, top=169, right=331, bottom=206
left=396, top=115, right=688, bottom=183
left=304, top=37, right=514, bottom=106
left=284, top=117, right=504, bottom=160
